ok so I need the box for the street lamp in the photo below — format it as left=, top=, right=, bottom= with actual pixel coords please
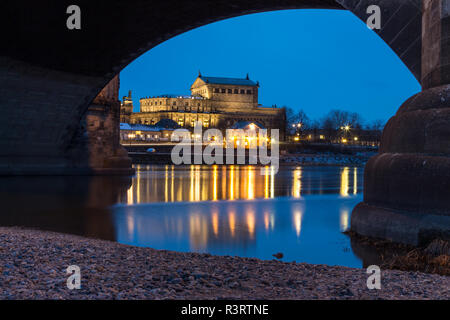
left=339, top=125, right=351, bottom=145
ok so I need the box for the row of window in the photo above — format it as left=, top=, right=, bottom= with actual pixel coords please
left=142, top=106, right=216, bottom=112
left=195, top=89, right=207, bottom=95
left=144, top=101, right=204, bottom=107
left=133, top=118, right=213, bottom=127
left=214, top=88, right=253, bottom=95
left=177, top=119, right=210, bottom=128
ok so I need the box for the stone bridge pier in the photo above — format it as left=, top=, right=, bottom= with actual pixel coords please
left=351, top=0, right=450, bottom=245
left=69, top=76, right=133, bottom=175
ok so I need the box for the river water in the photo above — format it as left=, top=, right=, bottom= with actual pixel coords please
left=0, top=165, right=369, bottom=268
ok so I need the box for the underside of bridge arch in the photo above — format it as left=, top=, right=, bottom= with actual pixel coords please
left=1, top=1, right=449, bottom=244
left=0, top=0, right=423, bottom=174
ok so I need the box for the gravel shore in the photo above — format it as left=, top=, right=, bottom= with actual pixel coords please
left=0, top=227, right=448, bottom=300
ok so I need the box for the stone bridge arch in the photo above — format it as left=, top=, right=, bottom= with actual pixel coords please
left=0, top=0, right=424, bottom=174
left=1, top=1, right=449, bottom=243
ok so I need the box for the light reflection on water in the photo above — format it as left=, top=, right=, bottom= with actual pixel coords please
left=0, top=165, right=366, bottom=268
left=113, top=165, right=364, bottom=268
left=119, top=164, right=361, bottom=204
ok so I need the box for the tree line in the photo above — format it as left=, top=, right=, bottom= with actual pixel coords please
left=285, top=107, right=386, bottom=143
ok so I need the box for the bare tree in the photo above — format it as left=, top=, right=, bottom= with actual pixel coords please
left=366, top=119, right=385, bottom=131
left=285, top=107, right=310, bottom=135
left=320, top=109, right=364, bottom=141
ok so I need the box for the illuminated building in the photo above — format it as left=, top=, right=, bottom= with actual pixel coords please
left=126, top=73, right=286, bottom=135
left=119, top=122, right=175, bottom=142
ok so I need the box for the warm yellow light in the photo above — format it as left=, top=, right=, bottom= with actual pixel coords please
left=229, top=166, right=235, bottom=200
left=264, top=212, right=270, bottom=231
left=293, top=210, right=303, bottom=237
left=246, top=211, right=255, bottom=238
left=229, top=212, right=236, bottom=237
left=292, top=168, right=302, bottom=198
left=247, top=168, right=254, bottom=200
left=213, top=165, right=218, bottom=201
left=294, top=137, right=300, bottom=141
left=345, top=125, right=350, bottom=131
left=212, top=212, right=219, bottom=236
left=342, top=139, right=348, bottom=143
left=249, top=123, right=256, bottom=130
left=340, top=209, right=349, bottom=232
left=340, top=167, right=349, bottom=197
left=354, top=137, right=358, bottom=141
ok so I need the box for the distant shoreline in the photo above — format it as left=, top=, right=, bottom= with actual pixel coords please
left=123, top=143, right=376, bottom=167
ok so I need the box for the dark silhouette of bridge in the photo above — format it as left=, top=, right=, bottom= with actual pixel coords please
left=1, top=0, right=449, bottom=244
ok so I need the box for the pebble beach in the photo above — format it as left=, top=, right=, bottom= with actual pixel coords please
left=0, top=227, right=448, bottom=300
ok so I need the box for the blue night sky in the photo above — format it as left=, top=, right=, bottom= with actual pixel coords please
left=119, top=9, right=421, bottom=124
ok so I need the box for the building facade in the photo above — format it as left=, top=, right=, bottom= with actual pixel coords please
left=120, top=123, right=175, bottom=142
left=127, top=73, right=286, bottom=136
left=120, top=90, right=134, bottom=123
